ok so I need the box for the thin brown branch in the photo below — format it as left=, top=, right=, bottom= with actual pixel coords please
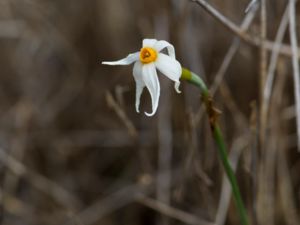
left=136, top=194, right=216, bottom=225
left=288, top=0, right=300, bottom=151
left=259, top=0, right=267, bottom=90
left=190, top=0, right=300, bottom=58
left=210, top=2, right=259, bottom=95
left=106, top=91, right=138, bottom=138
left=263, top=5, right=289, bottom=123
left=259, top=0, right=268, bottom=156
left=0, top=148, right=82, bottom=210
left=194, top=2, right=258, bottom=127
left=155, top=15, right=172, bottom=225
left=63, top=184, right=150, bottom=225
left=278, top=143, right=300, bottom=225
left=245, top=0, right=258, bottom=13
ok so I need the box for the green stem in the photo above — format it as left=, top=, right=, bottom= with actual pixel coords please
left=181, top=68, right=249, bottom=225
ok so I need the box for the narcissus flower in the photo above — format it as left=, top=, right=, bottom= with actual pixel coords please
left=102, top=39, right=182, bottom=116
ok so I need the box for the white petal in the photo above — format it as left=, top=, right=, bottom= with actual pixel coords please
left=132, top=61, right=145, bottom=113
left=143, top=39, right=158, bottom=48
left=174, top=82, right=181, bottom=93
left=142, top=63, right=160, bottom=116
left=102, top=52, right=139, bottom=65
left=154, top=40, right=176, bottom=59
left=155, top=53, right=182, bottom=93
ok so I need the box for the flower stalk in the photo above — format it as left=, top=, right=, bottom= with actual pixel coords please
left=181, top=68, right=249, bottom=225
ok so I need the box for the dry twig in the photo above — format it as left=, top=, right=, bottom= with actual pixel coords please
left=137, top=194, right=216, bottom=225
left=288, top=0, right=300, bottom=151
left=190, top=0, right=300, bottom=58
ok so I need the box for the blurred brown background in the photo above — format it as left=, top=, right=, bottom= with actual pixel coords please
left=0, top=0, right=300, bottom=225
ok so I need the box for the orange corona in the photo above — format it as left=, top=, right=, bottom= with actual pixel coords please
left=139, top=47, right=157, bottom=64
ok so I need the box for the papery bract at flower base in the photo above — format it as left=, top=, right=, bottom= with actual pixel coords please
left=102, top=39, right=182, bottom=116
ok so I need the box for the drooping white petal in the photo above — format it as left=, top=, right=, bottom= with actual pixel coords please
left=155, top=53, right=182, bottom=93
left=143, top=39, right=158, bottom=48
left=102, top=52, right=139, bottom=65
left=132, top=61, right=145, bottom=113
left=174, top=82, right=181, bottom=93
left=153, top=40, right=176, bottom=59
left=142, top=63, right=160, bottom=116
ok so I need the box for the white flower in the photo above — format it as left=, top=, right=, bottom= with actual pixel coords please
left=102, top=39, right=182, bottom=116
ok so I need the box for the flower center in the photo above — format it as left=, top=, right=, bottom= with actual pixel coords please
left=139, top=47, right=157, bottom=64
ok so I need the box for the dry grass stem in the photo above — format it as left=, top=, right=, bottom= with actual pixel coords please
left=191, top=0, right=300, bottom=58
left=288, top=0, right=300, bottom=151
left=137, top=194, right=216, bottom=225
